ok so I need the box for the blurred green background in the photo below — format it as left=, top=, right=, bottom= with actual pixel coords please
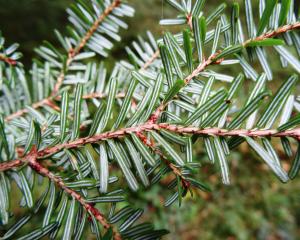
left=0, top=0, right=300, bottom=239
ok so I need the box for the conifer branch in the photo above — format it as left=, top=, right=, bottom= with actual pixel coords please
left=4, top=92, right=127, bottom=122
left=141, top=49, right=160, bottom=70
left=4, top=21, right=298, bottom=123
left=1, top=124, right=299, bottom=173
left=136, top=132, right=189, bottom=188
left=4, top=0, right=124, bottom=123
left=148, top=22, right=300, bottom=123
left=4, top=98, right=60, bottom=122
left=4, top=62, right=158, bottom=121
left=36, top=125, right=300, bottom=158
left=1, top=1, right=300, bottom=238
left=0, top=159, right=23, bottom=171
left=4, top=46, right=158, bottom=123
left=52, top=0, right=122, bottom=95
left=243, top=22, right=300, bottom=46
left=12, top=147, right=122, bottom=240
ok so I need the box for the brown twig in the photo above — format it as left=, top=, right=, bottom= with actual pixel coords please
left=82, top=92, right=126, bottom=100
left=141, top=50, right=160, bottom=70
left=243, top=22, right=300, bottom=46
left=0, top=159, right=23, bottom=171
left=4, top=0, right=123, bottom=123
left=160, top=124, right=300, bottom=140
left=186, top=14, right=193, bottom=30
left=0, top=123, right=298, bottom=239
left=1, top=123, right=298, bottom=168
left=4, top=98, right=60, bottom=122
left=147, top=22, right=300, bottom=124
left=21, top=147, right=121, bottom=240
left=136, top=132, right=188, bottom=184
left=0, top=54, right=17, bottom=66
left=1, top=124, right=298, bottom=172
left=52, top=0, right=121, bottom=96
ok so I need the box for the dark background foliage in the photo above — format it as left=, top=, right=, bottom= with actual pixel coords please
left=0, top=1, right=300, bottom=239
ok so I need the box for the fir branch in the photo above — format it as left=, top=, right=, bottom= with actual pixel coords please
left=1, top=1, right=300, bottom=238
left=148, top=22, right=300, bottom=123
left=1, top=124, right=299, bottom=173
left=36, top=125, right=300, bottom=157
left=0, top=159, right=23, bottom=171
left=4, top=0, right=124, bottom=122
left=141, top=49, right=160, bottom=70
left=24, top=147, right=121, bottom=240
left=243, top=22, right=300, bottom=46
left=136, top=132, right=190, bottom=189
left=4, top=98, right=60, bottom=122
left=4, top=92, right=128, bottom=122
left=4, top=49, right=158, bottom=123
left=52, top=0, right=122, bottom=95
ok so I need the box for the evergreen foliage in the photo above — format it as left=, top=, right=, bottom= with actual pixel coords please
left=0, top=0, right=300, bottom=239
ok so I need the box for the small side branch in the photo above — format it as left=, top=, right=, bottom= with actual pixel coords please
left=25, top=148, right=122, bottom=240
left=0, top=54, right=17, bottom=66
left=1, top=124, right=299, bottom=171
left=244, top=22, right=300, bottom=45
left=147, top=21, right=300, bottom=123
left=141, top=50, right=160, bottom=70
left=52, top=0, right=121, bottom=95
left=4, top=1, right=123, bottom=123
left=0, top=159, right=23, bottom=171
left=160, top=124, right=300, bottom=140
left=4, top=17, right=159, bottom=123
left=4, top=98, right=58, bottom=122
left=136, top=132, right=185, bottom=179
left=27, top=124, right=300, bottom=160
left=73, top=0, right=121, bottom=56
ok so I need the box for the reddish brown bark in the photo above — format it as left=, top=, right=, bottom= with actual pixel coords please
left=0, top=54, right=17, bottom=66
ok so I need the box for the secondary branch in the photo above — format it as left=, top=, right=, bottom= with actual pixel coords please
left=148, top=22, right=300, bottom=123
left=0, top=54, right=17, bottom=66
left=4, top=0, right=123, bottom=122
left=52, top=0, right=122, bottom=95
